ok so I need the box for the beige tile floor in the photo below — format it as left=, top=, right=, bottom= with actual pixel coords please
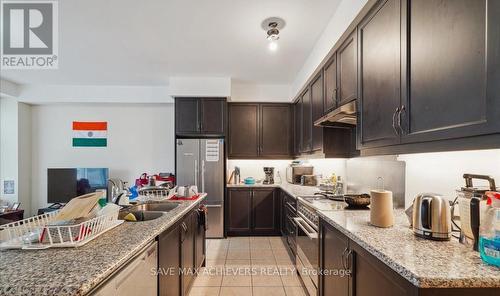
left=189, top=237, right=308, bottom=296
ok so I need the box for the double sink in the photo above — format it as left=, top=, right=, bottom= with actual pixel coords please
left=118, top=201, right=181, bottom=222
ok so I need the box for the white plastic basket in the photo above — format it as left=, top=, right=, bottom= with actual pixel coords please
left=0, top=209, right=123, bottom=250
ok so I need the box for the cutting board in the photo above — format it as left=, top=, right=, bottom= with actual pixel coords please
left=55, top=192, right=102, bottom=221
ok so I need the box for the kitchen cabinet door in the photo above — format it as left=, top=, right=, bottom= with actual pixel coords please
left=400, top=0, right=500, bottom=143
left=337, top=30, right=358, bottom=106
left=195, top=210, right=206, bottom=269
left=294, top=100, right=303, bottom=155
left=301, top=88, right=312, bottom=153
left=350, top=241, right=414, bottom=296
left=358, top=0, right=402, bottom=149
left=175, top=98, right=200, bottom=135
left=200, top=98, right=226, bottom=135
left=311, top=73, right=324, bottom=152
left=320, top=220, right=350, bottom=296
left=260, top=104, right=292, bottom=158
left=227, top=189, right=252, bottom=235
left=159, top=224, right=181, bottom=296
left=181, top=212, right=196, bottom=294
left=324, top=54, right=338, bottom=113
left=252, top=188, right=280, bottom=235
left=228, top=104, right=259, bottom=158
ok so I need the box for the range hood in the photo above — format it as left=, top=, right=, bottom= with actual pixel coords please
left=314, top=100, right=357, bottom=127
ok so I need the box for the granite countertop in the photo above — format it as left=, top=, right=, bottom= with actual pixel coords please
left=0, top=195, right=206, bottom=296
left=318, top=209, right=500, bottom=288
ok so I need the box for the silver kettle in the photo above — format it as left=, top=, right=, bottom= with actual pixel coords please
left=412, top=193, right=451, bottom=241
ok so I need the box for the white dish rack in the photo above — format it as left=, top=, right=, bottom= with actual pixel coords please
left=0, top=209, right=123, bottom=250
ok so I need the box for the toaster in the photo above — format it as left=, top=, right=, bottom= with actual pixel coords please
left=412, top=193, right=451, bottom=241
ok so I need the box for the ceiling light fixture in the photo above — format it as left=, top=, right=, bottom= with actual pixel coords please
left=261, top=17, right=285, bottom=52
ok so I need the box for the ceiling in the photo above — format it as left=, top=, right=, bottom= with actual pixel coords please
left=0, top=0, right=341, bottom=86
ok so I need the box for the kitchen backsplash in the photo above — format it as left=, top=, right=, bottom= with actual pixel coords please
left=227, top=149, right=500, bottom=209
left=398, top=149, right=500, bottom=207
left=226, top=158, right=346, bottom=184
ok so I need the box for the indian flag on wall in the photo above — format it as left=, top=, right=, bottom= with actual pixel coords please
left=72, top=122, right=108, bottom=147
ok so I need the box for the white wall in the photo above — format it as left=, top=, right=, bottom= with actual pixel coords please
left=291, top=0, right=369, bottom=97
left=398, top=149, right=500, bottom=207
left=31, top=103, right=175, bottom=214
left=0, top=98, right=19, bottom=204
left=230, top=81, right=291, bottom=102
left=18, top=103, right=32, bottom=212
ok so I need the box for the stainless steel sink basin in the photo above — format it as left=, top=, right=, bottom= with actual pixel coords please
left=118, top=210, right=164, bottom=222
left=131, top=202, right=181, bottom=212
left=118, top=201, right=181, bottom=222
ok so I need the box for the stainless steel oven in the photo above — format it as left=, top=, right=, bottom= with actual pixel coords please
left=295, top=200, right=319, bottom=296
left=285, top=200, right=297, bottom=258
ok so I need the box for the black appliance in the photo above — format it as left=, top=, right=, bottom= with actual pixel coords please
left=47, top=168, right=109, bottom=204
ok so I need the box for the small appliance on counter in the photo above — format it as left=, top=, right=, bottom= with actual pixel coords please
left=300, top=175, right=317, bottom=186
left=456, top=174, right=498, bottom=251
left=412, top=193, right=452, bottom=241
left=286, top=163, right=313, bottom=184
left=263, top=167, right=275, bottom=185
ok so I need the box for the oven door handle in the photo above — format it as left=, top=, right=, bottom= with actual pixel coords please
left=293, top=217, right=318, bottom=239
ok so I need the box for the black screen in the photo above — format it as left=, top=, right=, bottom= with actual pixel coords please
left=47, top=168, right=109, bottom=203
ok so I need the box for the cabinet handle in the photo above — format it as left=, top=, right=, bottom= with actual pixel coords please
left=341, top=247, right=348, bottom=270
left=397, top=105, right=405, bottom=135
left=346, top=249, right=352, bottom=269
left=392, top=107, right=400, bottom=136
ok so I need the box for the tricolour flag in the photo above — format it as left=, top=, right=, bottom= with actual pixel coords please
left=72, top=122, right=107, bottom=147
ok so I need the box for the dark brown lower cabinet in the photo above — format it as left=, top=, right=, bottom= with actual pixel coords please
left=181, top=211, right=196, bottom=294
left=319, top=218, right=499, bottom=296
left=227, top=188, right=280, bottom=236
left=158, top=209, right=205, bottom=296
left=319, top=221, right=350, bottom=296
left=252, top=188, right=281, bottom=234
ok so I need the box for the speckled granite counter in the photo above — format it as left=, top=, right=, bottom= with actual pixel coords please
left=0, top=195, right=206, bottom=296
left=318, top=209, right=500, bottom=288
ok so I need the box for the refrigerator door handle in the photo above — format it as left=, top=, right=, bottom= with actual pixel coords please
left=201, top=160, right=206, bottom=193
left=194, top=159, right=198, bottom=187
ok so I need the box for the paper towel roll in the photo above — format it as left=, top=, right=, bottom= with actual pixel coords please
left=370, top=189, right=394, bottom=228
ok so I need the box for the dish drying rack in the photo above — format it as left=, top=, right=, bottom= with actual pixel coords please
left=0, top=208, right=123, bottom=250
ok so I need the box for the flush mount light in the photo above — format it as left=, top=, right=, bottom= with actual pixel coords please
left=261, top=17, right=285, bottom=52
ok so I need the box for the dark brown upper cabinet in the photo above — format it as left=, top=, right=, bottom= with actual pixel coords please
left=358, top=0, right=402, bottom=149
left=400, top=0, right=500, bottom=144
left=175, top=98, right=226, bottom=136
left=311, top=73, right=324, bottom=152
left=337, top=30, right=358, bottom=106
left=260, top=104, right=292, bottom=158
left=228, top=103, right=292, bottom=159
left=294, top=98, right=303, bottom=155
left=300, top=88, right=312, bottom=153
left=323, top=54, right=338, bottom=113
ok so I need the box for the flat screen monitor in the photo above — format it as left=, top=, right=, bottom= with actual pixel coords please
left=47, top=168, right=109, bottom=203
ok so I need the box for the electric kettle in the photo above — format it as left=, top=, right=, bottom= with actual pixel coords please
left=412, top=193, right=451, bottom=241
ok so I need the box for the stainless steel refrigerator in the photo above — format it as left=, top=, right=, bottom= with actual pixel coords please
left=176, top=138, right=224, bottom=238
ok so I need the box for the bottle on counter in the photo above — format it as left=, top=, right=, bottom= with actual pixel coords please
left=479, top=191, right=500, bottom=267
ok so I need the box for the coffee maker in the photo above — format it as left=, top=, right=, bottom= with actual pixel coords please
left=263, top=167, right=274, bottom=185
